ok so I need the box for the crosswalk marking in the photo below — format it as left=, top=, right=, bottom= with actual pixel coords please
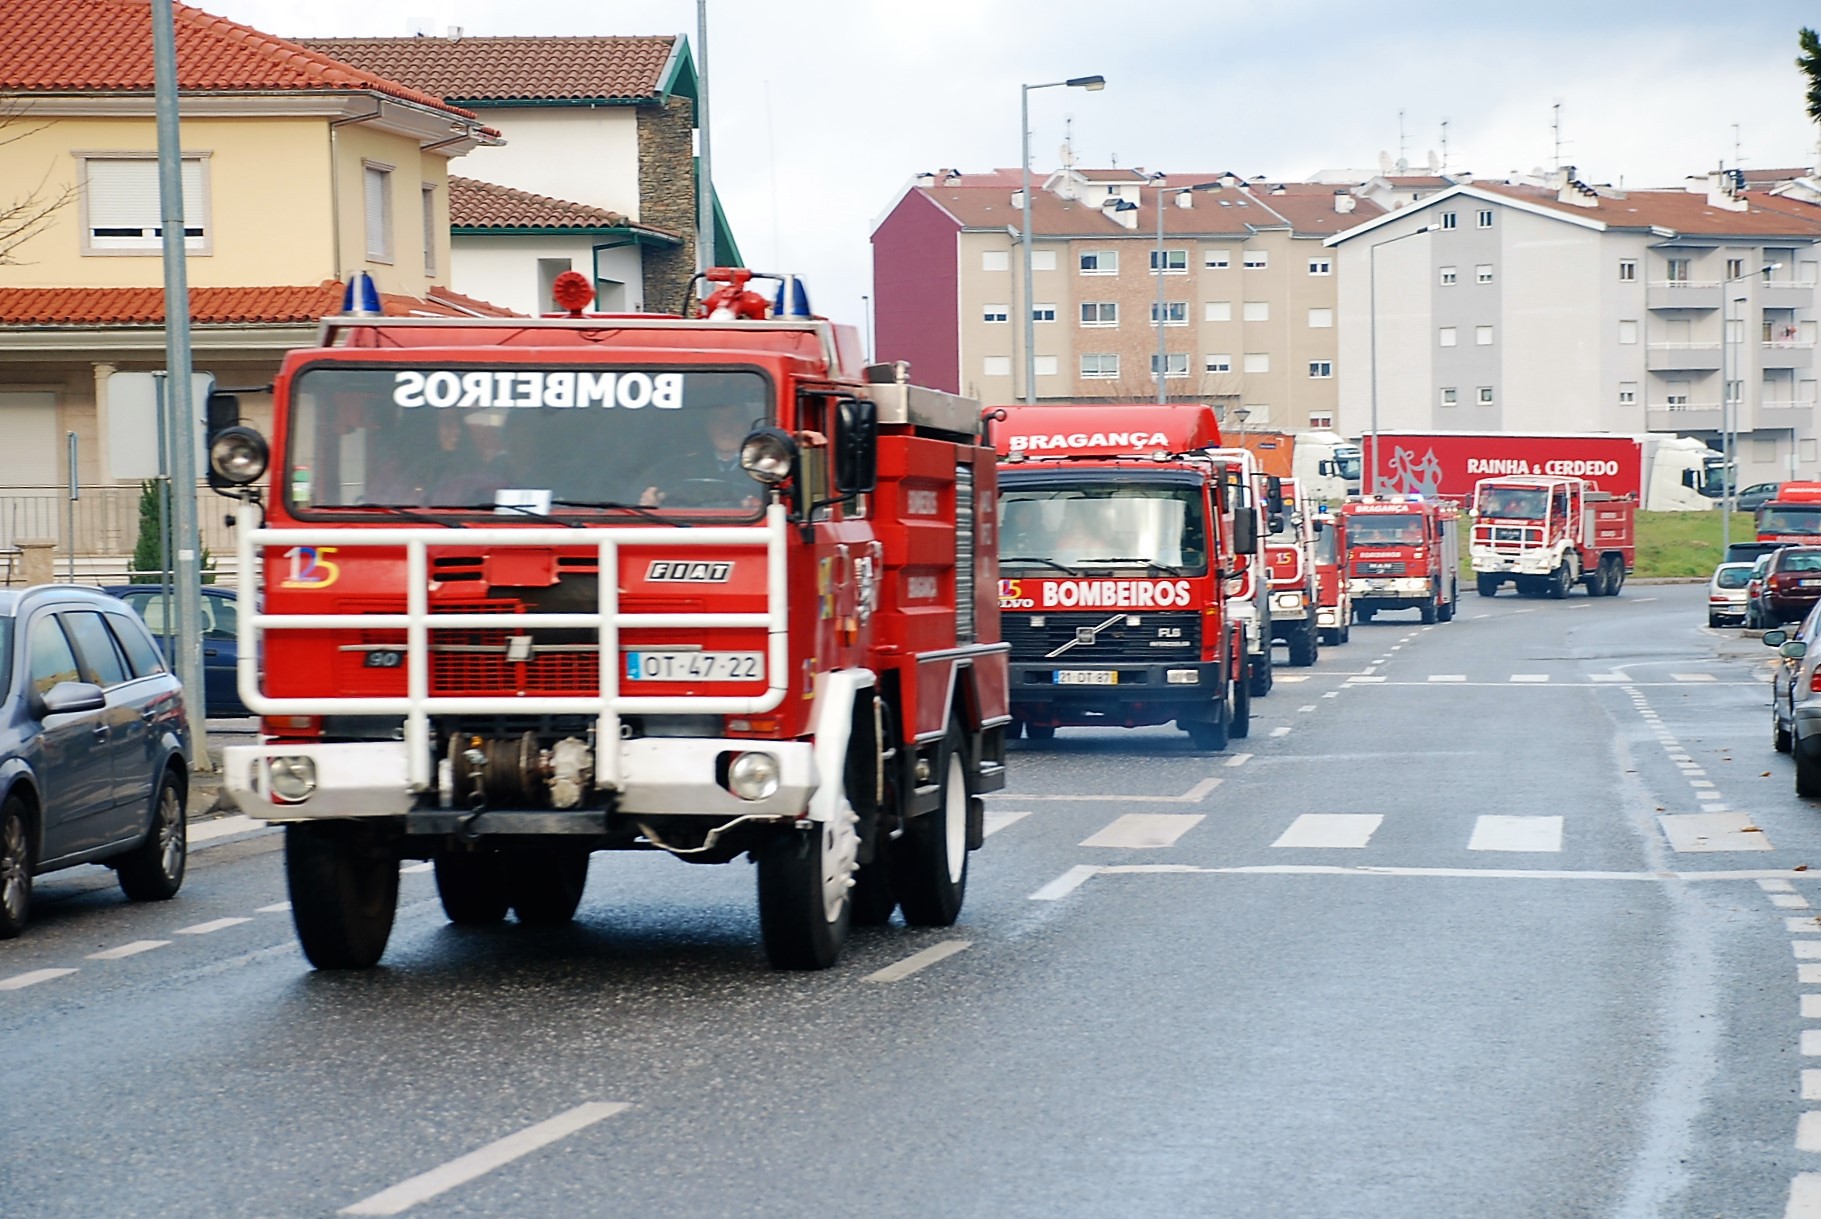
left=1468, top=815, right=1564, bottom=853
left=1510, top=674, right=1550, bottom=683
left=1271, top=813, right=1382, bottom=849
left=1080, top=813, right=1204, bottom=849
left=982, top=810, right=1030, bottom=837
left=1672, top=673, right=1718, bottom=683
left=1657, top=812, right=1774, bottom=852
left=1428, top=675, right=1467, bottom=683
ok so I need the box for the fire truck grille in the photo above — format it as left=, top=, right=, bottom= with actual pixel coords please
left=1002, top=611, right=1200, bottom=662
left=431, top=631, right=600, bottom=696
left=1357, top=561, right=1406, bottom=575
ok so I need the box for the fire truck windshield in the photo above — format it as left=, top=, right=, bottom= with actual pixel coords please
left=998, top=484, right=1208, bottom=575
left=1346, top=514, right=1426, bottom=544
left=1476, top=487, right=1548, bottom=520
left=1760, top=505, right=1821, bottom=536
left=284, top=366, right=771, bottom=515
left=1313, top=524, right=1338, bottom=564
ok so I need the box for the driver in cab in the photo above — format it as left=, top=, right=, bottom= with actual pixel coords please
left=639, top=400, right=764, bottom=509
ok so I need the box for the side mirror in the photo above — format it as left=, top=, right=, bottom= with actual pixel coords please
left=1265, top=475, right=1285, bottom=517
left=205, top=390, right=240, bottom=445
left=1267, top=512, right=1286, bottom=535
left=1318, top=459, right=1334, bottom=476
left=835, top=398, right=877, bottom=495
left=1231, top=510, right=1258, bottom=556
left=39, top=681, right=107, bottom=717
left=1312, top=518, right=1326, bottom=534
left=1783, top=640, right=1809, bottom=660
left=1764, top=629, right=1789, bottom=647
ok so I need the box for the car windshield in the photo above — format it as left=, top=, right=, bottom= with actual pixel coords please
left=1313, top=525, right=1338, bottom=564
left=998, top=483, right=1209, bottom=574
left=285, top=366, right=772, bottom=517
left=1782, top=554, right=1821, bottom=572
left=1346, top=514, right=1425, bottom=544
left=1477, top=487, right=1549, bottom=520
left=1715, top=567, right=1753, bottom=589
left=1760, top=505, right=1821, bottom=535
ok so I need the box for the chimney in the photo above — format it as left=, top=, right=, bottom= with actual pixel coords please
left=914, top=171, right=936, bottom=188
left=1101, top=197, right=1139, bottom=230
left=1175, top=189, right=1193, bottom=209
left=1706, top=169, right=1749, bottom=212
left=1556, top=167, right=1600, bottom=209
left=1010, top=189, right=1024, bottom=209
left=1334, top=190, right=1356, bottom=214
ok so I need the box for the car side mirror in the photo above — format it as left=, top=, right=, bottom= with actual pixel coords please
left=1783, top=640, right=1809, bottom=659
left=1265, top=475, right=1285, bottom=517
left=39, top=680, right=106, bottom=716
left=1764, top=629, right=1789, bottom=647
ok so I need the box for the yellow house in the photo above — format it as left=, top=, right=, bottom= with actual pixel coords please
left=0, top=0, right=507, bottom=575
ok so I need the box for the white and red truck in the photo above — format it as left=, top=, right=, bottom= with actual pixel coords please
left=1341, top=495, right=1461, bottom=623
left=993, top=404, right=1258, bottom=750
left=1206, top=447, right=1278, bottom=698
left=1312, top=505, right=1350, bottom=646
left=206, top=267, right=1009, bottom=972
left=1758, top=482, right=1821, bottom=544
left=1469, top=475, right=1635, bottom=597
left=1361, top=431, right=1722, bottom=509
left=1263, top=476, right=1322, bottom=666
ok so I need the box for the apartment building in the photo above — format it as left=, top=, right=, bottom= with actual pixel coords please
left=872, top=167, right=1384, bottom=431
left=1328, top=170, right=1821, bottom=486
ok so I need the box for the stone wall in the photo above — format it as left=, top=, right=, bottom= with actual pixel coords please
left=636, top=94, right=698, bottom=315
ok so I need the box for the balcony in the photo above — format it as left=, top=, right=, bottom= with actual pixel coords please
left=1647, top=280, right=1721, bottom=311
left=1760, top=339, right=1815, bottom=369
left=1646, top=342, right=1722, bottom=372
left=1759, top=280, right=1816, bottom=309
left=1646, top=404, right=1722, bottom=431
left=1754, top=400, right=1815, bottom=428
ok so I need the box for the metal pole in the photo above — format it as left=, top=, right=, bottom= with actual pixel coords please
left=1020, top=84, right=1035, bottom=405
left=1155, top=177, right=1167, bottom=404
left=694, top=0, right=713, bottom=274
left=154, top=372, right=171, bottom=646
left=1369, top=241, right=1379, bottom=494
left=1722, top=292, right=1732, bottom=553
left=65, top=431, right=77, bottom=582
left=152, top=0, right=210, bottom=763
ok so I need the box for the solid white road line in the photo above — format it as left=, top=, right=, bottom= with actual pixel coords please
left=994, top=776, right=1221, bottom=804
left=1096, top=863, right=1821, bottom=883
left=1224, top=753, right=1253, bottom=767
left=863, top=940, right=972, bottom=984
left=1657, top=812, right=1774, bottom=852
left=0, top=968, right=77, bottom=991
left=1271, top=814, right=1383, bottom=849
left=258, top=901, right=293, bottom=913
left=86, top=940, right=170, bottom=960
left=175, top=917, right=254, bottom=935
left=340, top=1102, right=630, bottom=1216
left=188, top=814, right=266, bottom=844
left=1468, top=815, right=1564, bottom=853
left=1428, top=675, right=1467, bottom=682
left=981, top=810, right=1030, bottom=838
left=1509, top=674, right=1550, bottom=683
left=1080, top=813, right=1205, bottom=849
left=1029, top=865, right=1099, bottom=901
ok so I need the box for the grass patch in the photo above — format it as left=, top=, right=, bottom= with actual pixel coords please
left=1452, top=510, right=1753, bottom=580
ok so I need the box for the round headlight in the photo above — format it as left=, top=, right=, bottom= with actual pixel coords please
left=727, top=751, right=781, bottom=801
left=739, top=428, right=798, bottom=486
left=209, top=426, right=269, bottom=485
left=267, top=755, right=317, bottom=802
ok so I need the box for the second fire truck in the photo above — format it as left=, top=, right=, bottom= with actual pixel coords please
left=1469, top=475, right=1634, bottom=597
left=1341, top=495, right=1461, bottom=623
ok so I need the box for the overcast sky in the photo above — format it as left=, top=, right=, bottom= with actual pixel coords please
left=208, top=0, right=1821, bottom=335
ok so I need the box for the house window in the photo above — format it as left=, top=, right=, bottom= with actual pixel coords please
left=1307, top=257, right=1332, bottom=276
left=1242, top=353, right=1270, bottom=373
left=1618, top=320, right=1639, bottom=344
left=1308, top=413, right=1334, bottom=429
left=1726, top=257, right=1744, bottom=279
left=1031, top=303, right=1056, bottom=323
left=1440, top=266, right=1457, bottom=286
left=1307, top=308, right=1333, bottom=328
left=363, top=163, right=394, bottom=262
left=1439, top=327, right=1457, bottom=347
left=1618, top=260, right=1637, bottom=281
left=1150, top=249, right=1188, bottom=273
left=1477, top=209, right=1493, bottom=228
left=1205, top=301, right=1232, bottom=322
left=1205, top=354, right=1233, bottom=374
left=982, top=304, right=1009, bottom=324
left=1205, top=250, right=1231, bottom=269
left=1034, top=355, right=1059, bottom=376
left=1476, top=325, right=1494, bottom=346
left=1152, top=301, right=1188, bottom=325
left=1080, top=301, right=1118, bottom=326
left=1151, top=353, right=1189, bottom=377
left=1242, top=301, right=1269, bottom=322
left=1080, top=251, right=1117, bottom=274
left=1031, top=250, right=1057, bottom=272
left=422, top=184, right=437, bottom=275
left=1081, top=353, right=1120, bottom=378
left=1440, top=212, right=1458, bottom=230
left=982, top=250, right=1009, bottom=272
left=1441, top=387, right=1458, bottom=406
left=983, top=356, right=1011, bottom=377
left=1477, top=386, right=1494, bottom=404
left=1618, top=382, right=1637, bottom=405
left=1243, top=250, right=1268, bottom=269
left=1476, top=264, right=1493, bottom=284
left=1665, top=257, right=1691, bottom=283
left=81, top=154, right=209, bottom=252
left=1308, top=361, right=1333, bottom=379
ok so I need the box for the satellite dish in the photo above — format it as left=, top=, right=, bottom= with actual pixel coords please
left=1378, top=150, right=1394, bottom=175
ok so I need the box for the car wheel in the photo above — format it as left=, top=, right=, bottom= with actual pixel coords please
left=1776, top=707, right=1795, bottom=755
left=116, top=769, right=186, bottom=902
left=1708, top=612, right=1721, bottom=629
left=1798, top=747, right=1821, bottom=798
left=0, top=796, right=31, bottom=939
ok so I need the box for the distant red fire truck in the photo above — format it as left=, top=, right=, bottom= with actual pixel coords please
left=1340, top=495, right=1461, bottom=623
left=209, top=268, right=1007, bottom=971
left=1263, top=475, right=1323, bottom=666
left=1469, top=475, right=1634, bottom=597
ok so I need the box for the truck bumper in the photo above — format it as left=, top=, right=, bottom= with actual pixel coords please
left=1268, top=591, right=1309, bottom=620
left=1011, top=660, right=1227, bottom=727
left=222, top=737, right=819, bottom=825
left=1317, top=604, right=1343, bottom=629
left=1470, top=547, right=1558, bottom=576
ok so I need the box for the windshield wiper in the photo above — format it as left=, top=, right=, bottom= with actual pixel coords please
left=489, top=503, right=582, bottom=528
left=1000, top=555, right=1082, bottom=576
left=549, top=498, right=686, bottom=526
left=356, top=505, right=468, bottom=528
left=1075, top=556, right=1185, bottom=575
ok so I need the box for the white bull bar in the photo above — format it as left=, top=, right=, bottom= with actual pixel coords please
left=238, top=504, right=791, bottom=796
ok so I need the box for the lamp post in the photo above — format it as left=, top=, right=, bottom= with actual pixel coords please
left=1020, top=74, right=1105, bottom=404
left=1367, top=223, right=1439, bottom=493
left=1151, top=171, right=1167, bottom=403
left=1234, top=406, right=1251, bottom=445
left=1721, top=261, right=1780, bottom=553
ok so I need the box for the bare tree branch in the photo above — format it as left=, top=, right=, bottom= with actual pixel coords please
left=0, top=98, right=76, bottom=266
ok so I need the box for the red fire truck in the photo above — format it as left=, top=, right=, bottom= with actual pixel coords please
left=1341, top=495, right=1461, bottom=623
left=1206, top=447, right=1277, bottom=698
left=994, top=404, right=1257, bottom=750
left=207, top=268, right=1008, bottom=972
left=1758, top=482, right=1821, bottom=544
left=1312, top=505, right=1350, bottom=646
left=1263, top=476, right=1322, bottom=666
left=1469, top=475, right=1634, bottom=597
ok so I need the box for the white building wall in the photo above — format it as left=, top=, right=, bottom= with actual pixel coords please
left=452, top=235, right=645, bottom=316
left=454, top=108, right=643, bottom=219
left=1500, top=213, right=1604, bottom=432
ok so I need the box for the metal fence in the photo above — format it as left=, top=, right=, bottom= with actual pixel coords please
left=0, top=483, right=240, bottom=576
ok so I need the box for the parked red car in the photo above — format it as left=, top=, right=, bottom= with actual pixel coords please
left=1758, top=546, right=1821, bottom=626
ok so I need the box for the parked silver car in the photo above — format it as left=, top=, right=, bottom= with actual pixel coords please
left=1708, top=561, right=1754, bottom=627
left=1767, top=605, right=1821, bottom=797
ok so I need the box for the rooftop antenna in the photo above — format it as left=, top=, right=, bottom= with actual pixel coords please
left=1061, top=116, right=1076, bottom=169
left=1552, top=100, right=1566, bottom=170
left=1396, top=108, right=1409, bottom=174
left=1733, top=122, right=1743, bottom=168
left=1440, top=119, right=1450, bottom=175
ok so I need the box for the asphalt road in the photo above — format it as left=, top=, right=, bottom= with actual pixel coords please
left=6, top=584, right=1821, bottom=1218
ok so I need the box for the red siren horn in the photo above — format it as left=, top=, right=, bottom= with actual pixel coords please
left=551, top=270, right=595, bottom=316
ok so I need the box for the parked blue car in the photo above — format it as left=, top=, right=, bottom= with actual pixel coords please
left=103, top=585, right=248, bottom=718
left=0, top=585, right=191, bottom=937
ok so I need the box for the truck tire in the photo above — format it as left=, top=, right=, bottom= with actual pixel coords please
left=1606, top=559, right=1626, bottom=597
left=758, top=805, right=860, bottom=969
left=1438, top=584, right=1457, bottom=622
left=1476, top=574, right=1500, bottom=597
left=1229, top=668, right=1251, bottom=739
left=434, top=850, right=509, bottom=925
left=892, top=721, right=969, bottom=927
left=286, top=822, right=399, bottom=970
left=1548, top=564, right=1572, bottom=600
left=1340, top=616, right=1351, bottom=644
left=506, top=848, right=590, bottom=927
left=1025, top=723, right=1056, bottom=742
left=1288, top=618, right=1318, bottom=666
left=1186, top=700, right=1229, bottom=751
left=115, top=769, right=186, bottom=903
left=1798, top=747, right=1821, bottom=799
left=1248, top=653, right=1274, bottom=697
left=1355, top=605, right=1375, bottom=623
left=1419, top=597, right=1438, bottom=625
left=849, top=858, right=896, bottom=926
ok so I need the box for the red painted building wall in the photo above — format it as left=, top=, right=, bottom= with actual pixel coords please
left=871, top=189, right=961, bottom=393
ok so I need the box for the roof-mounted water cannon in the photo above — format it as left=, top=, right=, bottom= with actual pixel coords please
left=697, top=267, right=772, bottom=320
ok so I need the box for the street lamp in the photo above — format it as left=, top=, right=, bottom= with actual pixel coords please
left=1234, top=406, right=1251, bottom=445
left=1367, top=223, right=1439, bottom=493
left=1721, top=260, right=1780, bottom=553
left=1020, top=74, right=1105, bottom=404
left=1150, top=171, right=1167, bottom=404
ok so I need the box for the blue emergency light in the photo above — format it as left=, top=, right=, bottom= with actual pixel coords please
left=341, top=271, right=382, bottom=316
left=772, top=275, right=813, bottom=318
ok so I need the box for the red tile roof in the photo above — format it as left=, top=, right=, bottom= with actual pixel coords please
left=0, top=0, right=478, bottom=121
left=450, top=176, right=631, bottom=230
left=0, top=282, right=519, bottom=326
left=915, top=173, right=1383, bottom=238
left=1471, top=182, right=1821, bottom=237
left=298, top=35, right=679, bottom=103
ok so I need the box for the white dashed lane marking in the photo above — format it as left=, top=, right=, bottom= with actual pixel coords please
left=1029, top=865, right=1099, bottom=901
left=1509, top=674, right=1550, bottom=683
left=1672, top=673, right=1718, bottom=682
left=1224, top=753, right=1253, bottom=767
left=863, top=940, right=972, bottom=984
left=86, top=940, right=170, bottom=960
left=175, top=917, right=254, bottom=935
left=0, top=968, right=78, bottom=991
left=1428, top=675, right=1467, bottom=682
left=1269, top=726, right=1293, bottom=738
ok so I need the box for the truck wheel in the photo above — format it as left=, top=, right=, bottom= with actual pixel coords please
left=1419, top=597, right=1438, bottom=625
left=1476, top=575, right=1499, bottom=597
left=1340, top=616, right=1351, bottom=644
left=507, top=848, right=590, bottom=927
left=1606, top=559, right=1626, bottom=597
left=892, top=722, right=970, bottom=927
left=1776, top=706, right=1794, bottom=755
left=1355, top=606, right=1375, bottom=623
left=1439, top=586, right=1457, bottom=622
left=1025, top=723, right=1056, bottom=742
left=1288, top=619, right=1318, bottom=666
left=1319, top=627, right=1338, bottom=647
left=1186, top=701, right=1229, bottom=751
left=1248, top=654, right=1274, bottom=697
left=116, top=769, right=186, bottom=902
left=286, top=822, right=399, bottom=970
left=758, top=808, right=858, bottom=968
left=1549, top=564, right=1572, bottom=600
left=434, top=850, right=509, bottom=925
left=850, top=857, right=896, bottom=926
left=1798, top=747, right=1821, bottom=799
left=0, top=796, right=32, bottom=940
left=1006, top=719, right=1025, bottom=741
left=1229, top=669, right=1251, bottom=739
